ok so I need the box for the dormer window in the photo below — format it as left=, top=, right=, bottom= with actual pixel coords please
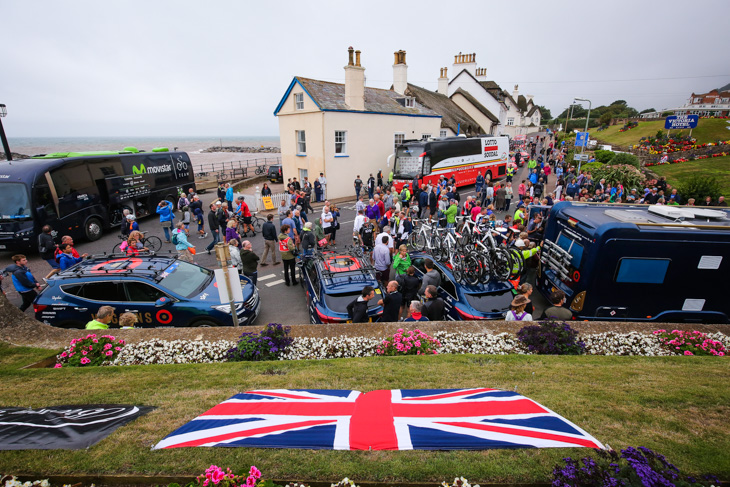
left=405, top=97, right=415, bottom=108
left=295, top=93, right=304, bottom=110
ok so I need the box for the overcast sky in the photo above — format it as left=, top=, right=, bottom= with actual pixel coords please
left=2, top=0, right=729, bottom=137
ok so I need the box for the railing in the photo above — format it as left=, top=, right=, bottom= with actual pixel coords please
left=194, top=157, right=281, bottom=177
left=268, top=192, right=291, bottom=210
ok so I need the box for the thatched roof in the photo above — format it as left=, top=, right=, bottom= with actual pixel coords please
left=405, top=83, right=484, bottom=135
left=451, top=88, right=500, bottom=124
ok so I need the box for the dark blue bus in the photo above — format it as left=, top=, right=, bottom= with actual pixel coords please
left=537, top=201, right=730, bottom=324
left=0, top=148, right=195, bottom=252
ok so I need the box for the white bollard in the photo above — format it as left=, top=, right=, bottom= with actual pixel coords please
left=255, top=185, right=261, bottom=212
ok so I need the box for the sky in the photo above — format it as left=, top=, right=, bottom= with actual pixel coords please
left=2, top=0, right=730, bottom=137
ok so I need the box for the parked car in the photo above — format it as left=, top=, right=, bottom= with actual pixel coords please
left=298, top=251, right=384, bottom=323
left=33, top=255, right=260, bottom=328
left=410, top=252, right=516, bottom=320
left=511, top=150, right=529, bottom=167
left=267, top=164, right=283, bottom=183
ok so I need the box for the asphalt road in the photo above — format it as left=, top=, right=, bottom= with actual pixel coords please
left=1, top=149, right=549, bottom=327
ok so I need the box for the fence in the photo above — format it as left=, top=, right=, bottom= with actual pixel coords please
left=194, top=156, right=281, bottom=175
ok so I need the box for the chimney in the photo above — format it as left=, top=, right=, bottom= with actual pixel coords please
left=512, top=84, right=519, bottom=100
left=393, top=50, right=408, bottom=95
left=438, top=67, right=449, bottom=95
left=344, top=46, right=365, bottom=111
left=475, top=67, right=488, bottom=82
left=452, top=51, right=477, bottom=76
left=526, top=94, right=534, bottom=104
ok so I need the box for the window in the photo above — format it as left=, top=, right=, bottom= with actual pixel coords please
left=78, top=282, right=122, bottom=302
left=507, top=117, right=515, bottom=126
left=615, top=258, right=670, bottom=284
left=440, top=129, right=447, bottom=138
left=421, top=134, right=431, bottom=141
left=296, top=130, right=306, bottom=154
left=404, top=97, right=415, bottom=108
left=124, top=281, right=166, bottom=302
left=394, top=133, right=405, bottom=151
left=556, top=232, right=584, bottom=268
left=295, top=93, right=304, bottom=110
left=335, top=131, right=347, bottom=154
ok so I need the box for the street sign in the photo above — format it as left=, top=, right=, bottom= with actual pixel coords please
left=575, top=132, right=590, bottom=147
left=573, top=154, right=589, bottom=162
left=665, top=115, right=699, bottom=130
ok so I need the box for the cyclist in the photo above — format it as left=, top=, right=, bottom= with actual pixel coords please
left=235, top=196, right=255, bottom=237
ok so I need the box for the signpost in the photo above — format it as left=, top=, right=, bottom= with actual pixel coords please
left=573, top=153, right=590, bottom=162
left=575, top=131, right=590, bottom=147
left=665, top=115, right=699, bottom=138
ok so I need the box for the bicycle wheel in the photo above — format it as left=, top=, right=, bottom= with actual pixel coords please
left=491, top=248, right=512, bottom=281
left=145, top=236, right=163, bottom=253
left=112, top=242, right=122, bottom=254
left=474, top=252, right=493, bottom=284
left=253, top=217, right=263, bottom=233
left=450, top=252, right=465, bottom=283
left=412, top=231, right=427, bottom=252
left=462, top=253, right=483, bottom=286
left=431, top=236, right=445, bottom=261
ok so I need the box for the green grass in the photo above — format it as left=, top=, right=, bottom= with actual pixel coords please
left=651, top=155, right=730, bottom=195
left=1, top=343, right=729, bottom=483
left=589, top=119, right=730, bottom=147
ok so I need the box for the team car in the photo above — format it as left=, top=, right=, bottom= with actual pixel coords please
left=410, top=252, right=516, bottom=320
left=33, top=255, right=260, bottom=328
left=298, top=251, right=385, bottom=323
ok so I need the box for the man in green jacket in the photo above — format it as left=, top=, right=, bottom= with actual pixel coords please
left=86, top=306, right=115, bottom=330
left=444, top=199, right=459, bottom=231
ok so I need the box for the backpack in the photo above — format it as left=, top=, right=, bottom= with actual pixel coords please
left=171, top=231, right=179, bottom=245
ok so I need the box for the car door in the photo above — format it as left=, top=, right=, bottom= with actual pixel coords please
left=76, top=281, right=123, bottom=326
left=121, top=281, right=174, bottom=328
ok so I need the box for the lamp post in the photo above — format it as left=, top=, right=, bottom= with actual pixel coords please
left=0, top=104, right=11, bottom=161
left=573, top=98, right=592, bottom=172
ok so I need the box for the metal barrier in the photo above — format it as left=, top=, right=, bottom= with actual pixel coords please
left=194, top=157, right=281, bottom=176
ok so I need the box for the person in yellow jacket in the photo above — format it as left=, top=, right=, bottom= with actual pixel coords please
left=509, top=239, right=541, bottom=287
left=85, top=306, right=115, bottom=330
left=514, top=202, right=527, bottom=226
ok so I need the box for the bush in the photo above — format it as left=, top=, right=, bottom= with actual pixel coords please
left=677, top=174, right=722, bottom=202
left=516, top=320, right=584, bottom=355
left=593, top=149, right=615, bottom=163
left=653, top=329, right=727, bottom=356
left=608, top=152, right=640, bottom=167
left=552, top=446, right=719, bottom=487
left=580, top=162, right=603, bottom=173
left=55, top=334, right=126, bottom=368
left=590, top=164, right=645, bottom=190
left=226, top=323, right=293, bottom=361
left=376, top=328, right=441, bottom=356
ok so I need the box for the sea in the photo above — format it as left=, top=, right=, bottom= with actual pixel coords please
left=7, top=135, right=280, bottom=157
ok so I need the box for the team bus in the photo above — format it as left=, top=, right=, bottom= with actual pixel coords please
left=537, top=201, right=730, bottom=324
left=389, top=135, right=509, bottom=192
left=0, top=148, right=195, bottom=252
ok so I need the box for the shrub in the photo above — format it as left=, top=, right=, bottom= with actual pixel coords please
left=593, top=149, right=615, bottom=163
left=608, top=152, right=640, bottom=167
left=589, top=164, right=645, bottom=191
left=580, top=162, right=603, bottom=174
left=194, top=465, right=261, bottom=487
left=677, top=174, right=722, bottom=202
left=552, top=446, right=719, bottom=487
left=55, top=334, right=126, bottom=368
left=516, top=320, right=584, bottom=355
left=376, top=328, right=441, bottom=356
left=653, top=329, right=727, bottom=356
left=227, top=323, right=293, bottom=361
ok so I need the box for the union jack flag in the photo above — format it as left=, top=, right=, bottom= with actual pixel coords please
left=154, top=388, right=603, bottom=450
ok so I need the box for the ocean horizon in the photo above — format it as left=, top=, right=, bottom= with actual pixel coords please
left=7, top=135, right=281, bottom=156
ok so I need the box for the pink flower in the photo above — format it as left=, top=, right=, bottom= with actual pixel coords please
left=415, top=341, right=421, bottom=347
left=105, top=350, right=113, bottom=356
left=54, top=363, right=63, bottom=368
left=81, top=350, right=88, bottom=356
left=60, top=351, right=68, bottom=358
left=92, top=339, right=99, bottom=343
left=118, top=339, right=125, bottom=345
left=249, top=466, right=261, bottom=479
left=684, top=351, right=694, bottom=356
left=80, top=357, right=91, bottom=364
left=104, top=343, right=112, bottom=350
left=115, top=346, right=122, bottom=351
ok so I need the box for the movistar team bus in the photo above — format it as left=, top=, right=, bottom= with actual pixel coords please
left=0, top=148, right=195, bottom=251
left=390, top=135, right=509, bottom=192
left=538, top=201, right=730, bottom=324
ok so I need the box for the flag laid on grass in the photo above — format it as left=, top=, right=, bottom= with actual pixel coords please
left=154, top=388, right=603, bottom=451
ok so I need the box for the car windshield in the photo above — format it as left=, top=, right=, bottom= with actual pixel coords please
left=394, top=145, right=424, bottom=179
left=0, top=183, right=32, bottom=221
left=323, top=291, right=381, bottom=314
left=463, top=288, right=515, bottom=313
left=158, top=261, right=212, bottom=298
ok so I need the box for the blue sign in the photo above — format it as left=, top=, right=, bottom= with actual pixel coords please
left=575, top=132, right=589, bottom=147
left=665, top=115, right=699, bottom=130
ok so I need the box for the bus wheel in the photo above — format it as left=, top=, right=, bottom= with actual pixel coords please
left=85, top=217, right=103, bottom=242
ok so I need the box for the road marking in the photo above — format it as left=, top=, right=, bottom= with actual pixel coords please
left=265, top=279, right=286, bottom=287
left=258, top=274, right=276, bottom=281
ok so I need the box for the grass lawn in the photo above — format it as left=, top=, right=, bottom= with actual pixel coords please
left=589, top=119, right=730, bottom=147
left=1, top=343, right=729, bottom=483
left=651, top=155, right=730, bottom=196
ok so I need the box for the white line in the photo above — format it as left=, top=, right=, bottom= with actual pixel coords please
left=258, top=274, right=276, bottom=281
left=265, top=279, right=286, bottom=287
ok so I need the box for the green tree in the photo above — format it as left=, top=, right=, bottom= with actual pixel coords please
left=677, top=175, right=722, bottom=202
left=599, top=112, right=613, bottom=125
left=537, top=105, right=552, bottom=120
left=640, top=108, right=657, bottom=114
left=609, top=152, right=640, bottom=168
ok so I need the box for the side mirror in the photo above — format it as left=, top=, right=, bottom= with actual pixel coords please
left=155, top=296, right=171, bottom=307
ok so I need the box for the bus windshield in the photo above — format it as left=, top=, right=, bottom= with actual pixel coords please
left=394, top=145, right=424, bottom=179
left=0, top=183, right=32, bottom=221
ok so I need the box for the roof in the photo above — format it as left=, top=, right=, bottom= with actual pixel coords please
left=53, top=255, right=179, bottom=280
left=451, top=88, right=500, bottom=124
left=274, top=77, right=441, bottom=118
left=526, top=105, right=541, bottom=117
left=559, top=203, right=730, bottom=230
left=404, top=83, right=485, bottom=134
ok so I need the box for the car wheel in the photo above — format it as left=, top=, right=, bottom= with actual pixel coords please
left=85, top=217, right=103, bottom=242
left=190, top=319, right=220, bottom=327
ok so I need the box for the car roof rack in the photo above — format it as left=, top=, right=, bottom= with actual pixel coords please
left=310, top=250, right=378, bottom=283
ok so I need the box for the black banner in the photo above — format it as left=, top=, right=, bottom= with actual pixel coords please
left=0, top=404, right=154, bottom=450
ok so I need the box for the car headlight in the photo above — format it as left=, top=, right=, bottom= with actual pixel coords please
left=16, top=230, right=33, bottom=238
left=212, top=303, right=245, bottom=314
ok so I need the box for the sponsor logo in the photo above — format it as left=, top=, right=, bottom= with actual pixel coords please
left=132, top=163, right=173, bottom=175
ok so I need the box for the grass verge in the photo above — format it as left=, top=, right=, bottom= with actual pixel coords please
left=589, top=119, right=730, bottom=147
left=0, top=343, right=729, bottom=483
left=651, top=155, right=730, bottom=195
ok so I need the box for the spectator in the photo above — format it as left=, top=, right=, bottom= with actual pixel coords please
left=156, top=199, right=175, bottom=243
left=58, top=243, right=87, bottom=270
left=124, top=214, right=140, bottom=235
left=281, top=210, right=298, bottom=245
left=226, top=220, right=241, bottom=248
left=240, top=240, right=260, bottom=285
left=181, top=205, right=191, bottom=230
left=515, top=283, right=535, bottom=315
left=399, top=266, right=420, bottom=319
left=346, top=285, right=375, bottom=323
left=300, top=222, right=317, bottom=257
left=422, top=285, right=445, bottom=321
left=372, top=235, right=391, bottom=285
left=118, top=312, right=138, bottom=329
left=404, top=300, right=429, bottom=322
left=7, top=254, right=42, bottom=311
left=86, top=305, right=115, bottom=330
left=392, top=244, right=411, bottom=280
left=278, top=199, right=288, bottom=226
left=217, top=202, right=229, bottom=241
left=313, top=218, right=326, bottom=247
left=540, top=290, right=573, bottom=320
left=418, top=258, right=441, bottom=295
left=225, top=183, right=234, bottom=209
left=328, top=204, right=342, bottom=246
left=354, top=175, right=363, bottom=200
left=190, top=196, right=206, bottom=239
left=318, top=172, right=327, bottom=200
left=37, top=225, right=59, bottom=279
left=321, top=205, right=334, bottom=245
left=206, top=204, right=220, bottom=255
left=261, top=183, right=272, bottom=197
left=717, top=196, right=727, bottom=207
left=377, top=280, right=402, bottom=322
left=228, top=238, right=242, bottom=273
left=278, top=224, right=298, bottom=286
left=174, top=222, right=195, bottom=263
left=505, top=295, right=532, bottom=322
left=444, top=199, right=458, bottom=230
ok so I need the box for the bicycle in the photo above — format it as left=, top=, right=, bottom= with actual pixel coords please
left=112, top=231, right=162, bottom=254
left=254, top=165, right=268, bottom=176
left=408, top=219, right=439, bottom=253
left=235, top=212, right=266, bottom=237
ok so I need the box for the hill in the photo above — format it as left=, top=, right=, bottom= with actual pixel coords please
left=589, top=118, right=730, bottom=147
left=650, top=154, right=730, bottom=197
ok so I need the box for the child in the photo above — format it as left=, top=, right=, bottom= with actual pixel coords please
left=181, top=205, right=191, bottom=231
left=119, top=312, right=138, bottom=329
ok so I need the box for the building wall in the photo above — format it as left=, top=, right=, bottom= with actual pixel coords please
left=450, top=92, right=496, bottom=135
left=447, top=74, right=504, bottom=133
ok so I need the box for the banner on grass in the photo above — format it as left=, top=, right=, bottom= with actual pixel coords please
left=0, top=405, right=154, bottom=450
left=154, top=388, right=603, bottom=451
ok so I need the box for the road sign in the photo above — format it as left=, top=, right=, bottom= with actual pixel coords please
left=573, top=154, right=589, bottom=162
left=665, top=115, right=699, bottom=130
left=575, top=132, right=590, bottom=147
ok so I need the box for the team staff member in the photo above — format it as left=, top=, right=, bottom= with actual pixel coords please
left=206, top=204, right=220, bottom=254
left=260, top=214, right=279, bottom=266
left=347, top=286, right=375, bottom=323
left=377, top=281, right=402, bottom=322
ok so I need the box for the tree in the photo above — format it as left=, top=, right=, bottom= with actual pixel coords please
left=599, top=112, right=613, bottom=125
left=611, top=100, right=628, bottom=106
left=537, top=105, right=552, bottom=120
left=609, top=152, right=640, bottom=168
left=640, top=108, right=657, bottom=114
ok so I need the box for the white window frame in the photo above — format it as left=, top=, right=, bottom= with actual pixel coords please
left=439, top=129, right=448, bottom=138
left=294, top=93, right=304, bottom=110
left=334, top=130, right=347, bottom=155
left=507, top=117, right=515, bottom=126
left=404, top=97, right=415, bottom=108
left=296, top=130, right=306, bottom=155
left=421, top=134, right=431, bottom=141
left=394, top=132, right=405, bottom=151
